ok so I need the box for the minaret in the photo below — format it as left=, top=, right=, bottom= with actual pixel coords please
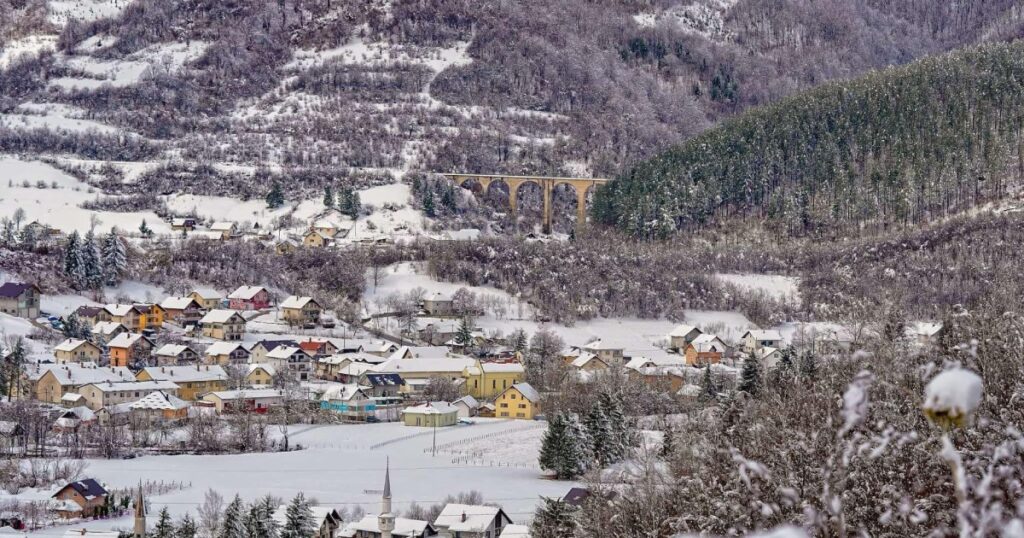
left=133, top=483, right=146, bottom=538
left=378, top=459, right=395, bottom=538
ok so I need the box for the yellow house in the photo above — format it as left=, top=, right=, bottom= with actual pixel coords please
left=275, top=239, right=298, bottom=255
left=461, top=362, right=525, bottom=400
left=137, top=365, right=228, bottom=400
left=189, top=289, right=222, bottom=311
left=53, top=339, right=102, bottom=364
left=303, top=230, right=333, bottom=248
left=30, top=365, right=134, bottom=404
left=401, top=401, right=459, bottom=427
left=280, top=296, right=322, bottom=325
left=568, top=352, right=609, bottom=373
left=494, top=382, right=541, bottom=420
left=104, top=304, right=164, bottom=333
left=199, top=310, right=246, bottom=341
left=246, top=364, right=275, bottom=386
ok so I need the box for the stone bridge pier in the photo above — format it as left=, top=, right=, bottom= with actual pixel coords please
left=441, top=173, right=609, bottom=234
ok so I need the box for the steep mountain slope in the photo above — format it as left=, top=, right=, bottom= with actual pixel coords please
left=593, top=41, right=1024, bottom=238
left=0, top=0, right=1020, bottom=201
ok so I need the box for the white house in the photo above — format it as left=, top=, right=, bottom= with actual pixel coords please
left=433, top=504, right=513, bottom=538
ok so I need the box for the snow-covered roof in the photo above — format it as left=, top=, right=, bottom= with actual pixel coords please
left=506, top=382, right=540, bottom=402
left=280, top=296, right=317, bottom=309
left=464, top=362, right=525, bottom=375
left=375, top=357, right=476, bottom=374
left=84, top=380, right=179, bottom=392
left=107, top=332, right=148, bottom=349
left=403, top=401, right=459, bottom=415
left=423, top=291, right=452, bottom=302
left=435, top=504, right=503, bottom=533
left=141, top=365, right=227, bottom=383
left=200, top=309, right=244, bottom=324
left=266, top=346, right=309, bottom=360
left=210, top=221, right=236, bottom=231
left=190, top=230, right=224, bottom=240
left=320, top=384, right=366, bottom=402
left=582, top=339, right=622, bottom=351
left=208, top=388, right=284, bottom=401
left=571, top=352, right=603, bottom=368
left=669, top=324, right=702, bottom=338
left=453, top=395, right=479, bottom=409
left=206, top=342, right=247, bottom=356
left=339, top=362, right=377, bottom=377
left=625, top=356, right=686, bottom=370
left=190, top=289, right=221, bottom=300
left=406, top=346, right=451, bottom=359
left=439, top=228, right=481, bottom=241
left=61, top=392, right=84, bottom=403
left=744, top=330, right=783, bottom=341
left=691, top=334, right=727, bottom=352
left=677, top=384, right=703, bottom=397
left=907, top=321, right=943, bottom=338
left=344, top=515, right=432, bottom=537
left=129, top=391, right=189, bottom=411
left=103, top=303, right=135, bottom=317
left=228, top=285, right=266, bottom=300
left=160, top=296, right=198, bottom=310
left=248, top=363, right=276, bottom=376
left=91, top=321, right=125, bottom=335
left=55, top=338, right=93, bottom=352
left=33, top=364, right=133, bottom=385
left=154, top=343, right=194, bottom=357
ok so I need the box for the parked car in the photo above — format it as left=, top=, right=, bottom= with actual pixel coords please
left=320, top=316, right=336, bottom=329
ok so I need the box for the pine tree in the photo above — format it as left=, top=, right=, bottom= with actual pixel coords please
left=584, top=399, right=612, bottom=466
left=699, top=363, right=717, bottom=401
left=599, top=392, right=631, bottom=464
left=154, top=506, right=175, bottom=538
left=323, top=185, right=334, bottom=208
left=258, top=496, right=280, bottom=538
left=63, top=230, right=83, bottom=287
left=798, top=350, right=817, bottom=382
left=542, top=411, right=599, bottom=479
left=1, top=218, right=15, bottom=246
left=441, top=185, right=456, bottom=212
left=82, top=229, right=103, bottom=290
left=738, top=354, right=762, bottom=396
left=455, top=317, right=473, bottom=348
left=422, top=189, right=436, bottom=217
left=139, top=219, right=153, bottom=238
left=102, top=230, right=127, bottom=286
left=531, top=497, right=577, bottom=538
left=266, top=182, right=285, bottom=209
left=281, top=492, right=315, bottom=538
left=218, top=495, right=246, bottom=538
left=510, top=329, right=528, bottom=354
left=63, top=312, right=82, bottom=339
left=19, top=224, right=36, bottom=251
left=176, top=513, right=198, bottom=538
left=660, top=421, right=674, bottom=459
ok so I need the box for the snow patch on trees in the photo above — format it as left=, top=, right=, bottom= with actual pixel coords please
left=50, top=40, right=209, bottom=91
left=923, top=368, right=983, bottom=427
left=0, top=34, right=57, bottom=69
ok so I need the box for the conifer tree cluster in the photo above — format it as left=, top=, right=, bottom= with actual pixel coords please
left=539, top=392, right=635, bottom=479
left=336, top=186, right=361, bottom=218
left=531, top=497, right=578, bottom=538
left=411, top=176, right=457, bottom=217
left=63, top=229, right=127, bottom=290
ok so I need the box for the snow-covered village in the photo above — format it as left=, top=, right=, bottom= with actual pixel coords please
left=3, top=0, right=1024, bottom=537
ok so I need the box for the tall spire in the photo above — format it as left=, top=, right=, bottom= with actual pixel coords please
left=133, top=482, right=146, bottom=538
left=379, top=458, right=395, bottom=538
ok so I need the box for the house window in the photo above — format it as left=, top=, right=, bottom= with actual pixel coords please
left=516, top=413, right=525, bottom=418
left=491, top=380, right=496, bottom=389
left=518, top=404, right=526, bottom=409
left=500, top=403, right=508, bottom=408
left=510, top=393, right=516, bottom=399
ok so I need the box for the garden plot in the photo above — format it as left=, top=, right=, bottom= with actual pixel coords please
left=26, top=420, right=572, bottom=536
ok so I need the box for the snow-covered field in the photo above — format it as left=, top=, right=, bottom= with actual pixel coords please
left=0, top=34, right=57, bottom=68
left=0, top=102, right=126, bottom=134
left=48, top=0, right=131, bottom=25
left=50, top=41, right=208, bottom=91
left=716, top=273, right=801, bottom=303
left=27, top=420, right=570, bottom=536
left=0, top=157, right=172, bottom=234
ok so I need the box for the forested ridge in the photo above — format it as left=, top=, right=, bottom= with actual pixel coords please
left=593, top=41, right=1024, bottom=238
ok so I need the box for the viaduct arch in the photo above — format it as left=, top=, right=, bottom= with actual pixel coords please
left=441, top=173, right=610, bottom=234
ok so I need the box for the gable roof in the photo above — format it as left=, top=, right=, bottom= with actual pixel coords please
left=434, top=504, right=508, bottom=533
left=91, top=321, right=126, bottom=335
left=107, top=332, right=151, bottom=349
left=253, top=339, right=297, bottom=352
left=128, top=391, right=189, bottom=411
left=199, top=309, right=245, bottom=324
left=502, top=382, right=540, bottom=403
left=159, top=296, right=200, bottom=310
left=84, top=380, right=179, bottom=393
left=562, top=487, right=591, bottom=507
left=375, top=357, right=476, bottom=374
left=320, top=384, right=367, bottom=402
left=266, top=346, right=311, bottom=360
left=210, top=221, right=236, bottom=231
left=344, top=515, right=434, bottom=537
left=403, top=401, right=458, bottom=415
left=205, top=342, right=249, bottom=356
left=141, top=365, right=227, bottom=383
left=453, top=395, right=479, bottom=409
left=690, top=334, right=727, bottom=352
left=54, top=479, right=108, bottom=500
left=208, top=388, right=284, bottom=401
left=669, top=324, right=702, bottom=338
left=228, top=285, right=267, bottom=300
left=280, top=296, right=318, bottom=309
left=32, top=364, right=133, bottom=386
left=190, top=289, right=221, bottom=300
left=74, top=305, right=104, bottom=318
left=54, top=339, right=95, bottom=352
left=744, top=330, right=783, bottom=341
left=0, top=282, right=37, bottom=298
left=571, top=353, right=606, bottom=369
left=154, top=344, right=195, bottom=357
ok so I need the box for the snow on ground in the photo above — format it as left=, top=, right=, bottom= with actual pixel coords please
left=48, top=0, right=132, bottom=25
left=0, top=102, right=126, bottom=135
left=50, top=41, right=209, bottom=90
left=364, top=262, right=531, bottom=317
left=40, top=293, right=99, bottom=316
left=0, top=34, right=58, bottom=69
left=26, top=420, right=571, bottom=536
left=716, top=273, right=800, bottom=303
left=163, top=192, right=292, bottom=227
left=0, top=312, right=51, bottom=359
left=244, top=310, right=363, bottom=341
left=54, top=157, right=161, bottom=183
left=0, top=156, right=172, bottom=235
left=349, top=183, right=430, bottom=242
left=286, top=39, right=472, bottom=73
left=773, top=321, right=854, bottom=347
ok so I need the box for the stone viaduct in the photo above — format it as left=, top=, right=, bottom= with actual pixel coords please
left=441, top=173, right=610, bottom=233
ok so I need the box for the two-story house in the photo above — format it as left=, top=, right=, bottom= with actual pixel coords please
left=494, top=383, right=541, bottom=420
left=54, top=339, right=102, bottom=364
left=433, top=504, right=513, bottom=538
left=136, top=365, right=228, bottom=400
left=227, top=286, right=270, bottom=310
left=0, top=282, right=40, bottom=318
left=199, top=310, right=246, bottom=341
left=107, top=333, right=155, bottom=368
left=281, top=296, right=323, bottom=326
left=204, top=342, right=251, bottom=366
